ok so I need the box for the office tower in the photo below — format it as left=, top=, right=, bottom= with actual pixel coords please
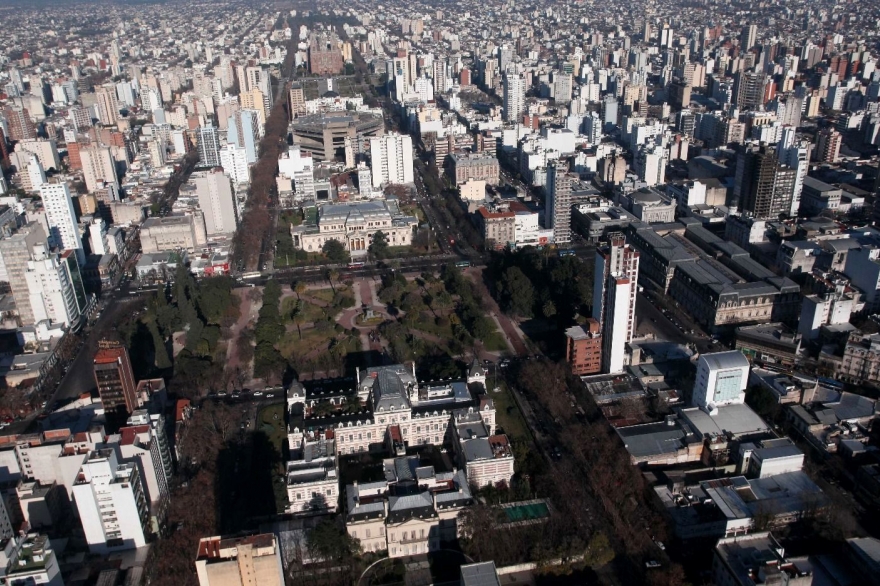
left=95, top=84, right=120, bottom=126
left=369, top=133, right=414, bottom=188
left=195, top=534, right=285, bottom=586
left=432, top=58, right=447, bottom=96
left=219, top=145, right=250, bottom=185
left=194, top=169, right=238, bottom=235
left=740, top=24, right=758, bottom=51
left=815, top=128, right=842, bottom=163
left=734, top=144, right=796, bottom=219
left=80, top=145, right=119, bottom=192
left=24, top=243, right=82, bottom=327
left=288, top=83, right=306, bottom=119
left=4, top=107, right=36, bottom=140
left=692, top=351, right=750, bottom=411
left=0, top=222, right=48, bottom=326
left=93, top=345, right=138, bottom=414
left=502, top=72, right=525, bottom=123
left=40, top=182, right=85, bottom=264
left=227, top=110, right=260, bottom=164
left=733, top=71, right=769, bottom=110
left=593, top=234, right=639, bottom=374
left=195, top=125, right=221, bottom=167
left=545, top=162, right=573, bottom=244
left=72, top=449, right=149, bottom=553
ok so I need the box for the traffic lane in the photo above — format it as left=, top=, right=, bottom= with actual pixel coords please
left=635, top=292, right=717, bottom=354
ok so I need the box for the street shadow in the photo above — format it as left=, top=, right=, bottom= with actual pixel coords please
left=345, top=350, right=384, bottom=371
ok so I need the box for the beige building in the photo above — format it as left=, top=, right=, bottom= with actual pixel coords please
left=290, top=200, right=417, bottom=256
left=459, top=179, right=487, bottom=202
left=839, top=332, right=880, bottom=384
left=195, top=533, right=284, bottom=586
left=447, top=153, right=499, bottom=185
left=140, top=215, right=205, bottom=253
left=290, top=112, right=383, bottom=161
left=476, top=207, right=515, bottom=249
left=345, top=456, right=473, bottom=557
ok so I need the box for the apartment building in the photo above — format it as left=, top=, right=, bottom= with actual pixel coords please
left=564, top=319, right=603, bottom=375
left=195, top=533, right=284, bottom=586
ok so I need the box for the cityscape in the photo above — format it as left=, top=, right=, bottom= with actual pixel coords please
left=0, top=0, right=879, bottom=584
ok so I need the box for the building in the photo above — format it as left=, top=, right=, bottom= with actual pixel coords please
left=291, top=200, right=417, bottom=256
left=288, top=83, right=306, bottom=118
left=447, top=153, right=499, bottom=185
left=593, top=234, right=639, bottom=373
left=815, top=128, right=842, bottom=163
left=625, top=187, right=676, bottom=223
left=195, top=125, right=221, bottom=168
left=4, top=107, right=36, bottom=140
left=713, top=532, right=813, bottom=586
left=734, top=144, right=795, bottom=220
left=195, top=533, right=284, bottom=586
left=140, top=215, right=205, bottom=253
left=80, top=145, right=119, bottom=192
left=25, top=243, right=83, bottom=327
left=0, top=222, right=48, bottom=326
left=693, top=351, right=750, bottom=411
left=291, top=113, right=383, bottom=162
left=476, top=207, right=515, bottom=249
left=93, top=346, right=138, bottom=415
left=344, top=456, right=474, bottom=556
left=546, top=164, right=574, bottom=244
left=285, top=435, right=339, bottom=514
left=40, top=182, right=85, bottom=265
left=309, top=32, right=344, bottom=75
left=370, top=133, right=414, bottom=187
left=564, top=320, right=602, bottom=375
left=219, top=144, right=250, bottom=185
left=451, top=411, right=514, bottom=488
left=735, top=323, right=802, bottom=367
left=95, top=84, right=120, bottom=126
left=460, top=562, right=502, bottom=586
left=72, top=449, right=149, bottom=553
left=798, top=283, right=854, bottom=340
left=226, top=109, right=261, bottom=164
left=839, top=332, right=880, bottom=384
left=733, top=71, right=771, bottom=110
left=0, top=534, right=63, bottom=586
left=193, top=169, right=237, bottom=236
left=502, top=72, right=525, bottom=123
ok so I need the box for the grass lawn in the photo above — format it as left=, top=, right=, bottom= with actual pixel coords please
left=492, top=381, right=530, bottom=443
left=256, top=402, right=288, bottom=456
left=280, top=296, right=329, bottom=324
left=408, top=315, right=454, bottom=339
left=308, top=286, right=351, bottom=305
left=483, top=331, right=511, bottom=352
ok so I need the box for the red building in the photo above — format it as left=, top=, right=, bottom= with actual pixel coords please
left=93, top=345, right=138, bottom=415
left=565, top=319, right=603, bottom=375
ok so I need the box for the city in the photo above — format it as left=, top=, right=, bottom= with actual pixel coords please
left=0, top=0, right=878, bottom=585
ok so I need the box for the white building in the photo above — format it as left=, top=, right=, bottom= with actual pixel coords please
left=25, top=244, right=82, bottom=327
left=81, top=145, right=119, bottom=193
left=193, top=169, right=238, bottom=236
left=291, top=200, right=417, bottom=256
left=0, top=534, right=63, bottom=586
left=89, top=217, right=108, bottom=256
left=503, top=72, right=525, bottom=122
left=593, top=234, right=639, bottom=374
left=285, top=436, right=339, bottom=514
left=219, top=145, right=250, bottom=186
left=278, top=147, right=315, bottom=201
left=39, top=182, right=85, bottom=265
left=370, top=133, right=414, bottom=188
left=693, top=351, right=751, bottom=412
left=72, top=448, right=150, bottom=554
left=23, top=154, right=46, bottom=192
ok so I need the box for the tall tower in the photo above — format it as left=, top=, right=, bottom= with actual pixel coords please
left=93, top=344, right=138, bottom=415
left=0, top=222, right=48, bottom=326
left=740, top=24, right=757, bottom=52
left=195, top=125, right=221, bottom=167
left=545, top=162, right=573, bottom=244
left=593, top=234, right=640, bottom=374
left=40, top=182, right=85, bottom=265
left=95, top=84, right=120, bottom=126
left=734, top=144, right=795, bottom=219
left=502, top=72, right=525, bottom=123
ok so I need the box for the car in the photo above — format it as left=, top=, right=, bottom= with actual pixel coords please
left=655, top=541, right=666, bottom=551
left=253, top=391, right=264, bottom=397
left=646, top=561, right=662, bottom=569
left=217, top=391, right=228, bottom=397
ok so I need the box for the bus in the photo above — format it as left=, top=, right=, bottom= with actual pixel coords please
left=558, top=249, right=576, bottom=257
left=347, top=261, right=366, bottom=269
left=241, top=272, right=261, bottom=280
left=455, top=260, right=471, bottom=268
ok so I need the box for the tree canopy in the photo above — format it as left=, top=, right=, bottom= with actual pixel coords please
left=322, top=239, right=350, bottom=263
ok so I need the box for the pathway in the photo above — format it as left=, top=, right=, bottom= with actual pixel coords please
left=463, top=269, right=529, bottom=356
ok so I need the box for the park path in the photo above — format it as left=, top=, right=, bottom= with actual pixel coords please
left=463, top=269, right=529, bottom=356
left=225, top=289, right=260, bottom=374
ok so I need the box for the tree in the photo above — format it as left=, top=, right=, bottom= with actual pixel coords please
left=306, top=520, right=362, bottom=563
left=322, top=239, right=349, bottom=263
left=291, top=280, right=307, bottom=301
left=500, top=266, right=534, bottom=316
left=369, top=230, right=390, bottom=260
left=325, top=268, right=339, bottom=293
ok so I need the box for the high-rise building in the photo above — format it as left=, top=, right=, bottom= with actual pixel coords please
left=369, top=133, right=414, bottom=188
left=432, top=58, right=448, bottom=96
left=93, top=345, right=138, bottom=414
left=195, top=534, right=285, bottom=586
left=692, top=351, right=750, bottom=411
left=25, top=243, right=83, bottom=327
left=194, top=169, right=238, bottom=235
left=815, top=128, right=842, bottom=163
left=80, top=145, right=119, bottom=192
left=592, top=234, right=640, bottom=374
left=740, top=24, right=758, bottom=51
left=778, top=128, right=810, bottom=216
left=545, top=163, right=574, bottom=244
left=733, top=71, right=770, bottom=110
left=4, top=107, right=36, bottom=141
left=72, top=449, right=149, bottom=554
left=502, top=72, right=525, bottom=123
left=0, top=222, right=48, bottom=326
left=226, top=109, right=260, bottom=164
left=734, top=144, right=796, bottom=219
left=40, top=182, right=85, bottom=265
left=95, top=84, right=120, bottom=126
left=219, top=144, right=250, bottom=185
left=239, top=88, right=266, bottom=127
left=288, top=83, right=306, bottom=119
left=195, top=125, right=221, bottom=167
